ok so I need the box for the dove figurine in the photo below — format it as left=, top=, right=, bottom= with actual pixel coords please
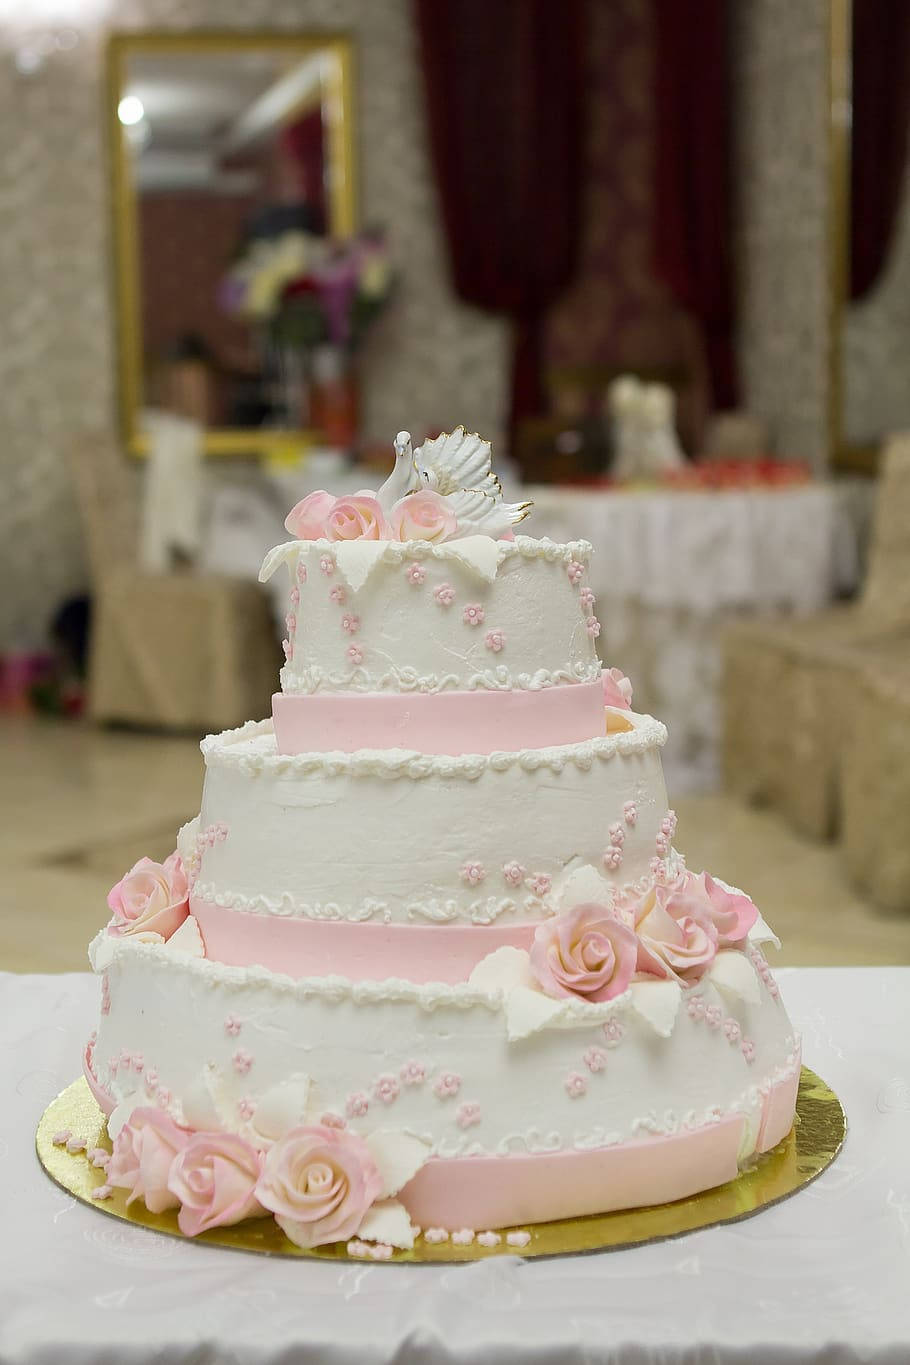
left=376, top=431, right=420, bottom=514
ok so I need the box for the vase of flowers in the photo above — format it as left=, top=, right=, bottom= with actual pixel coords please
left=220, top=229, right=393, bottom=443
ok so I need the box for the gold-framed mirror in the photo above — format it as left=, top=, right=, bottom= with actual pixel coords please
left=829, top=0, right=910, bottom=474
left=107, top=31, right=356, bottom=456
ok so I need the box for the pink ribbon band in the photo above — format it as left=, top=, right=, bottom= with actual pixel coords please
left=191, top=898, right=537, bottom=984
left=272, top=677, right=608, bottom=755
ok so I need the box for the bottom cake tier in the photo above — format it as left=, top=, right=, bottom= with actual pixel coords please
left=86, top=933, right=800, bottom=1235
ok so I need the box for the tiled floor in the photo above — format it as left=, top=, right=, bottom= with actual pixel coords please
left=2, top=714, right=909, bottom=973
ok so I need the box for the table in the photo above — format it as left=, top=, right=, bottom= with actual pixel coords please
left=529, top=484, right=871, bottom=789
left=2, top=967, right=909, bottom=1365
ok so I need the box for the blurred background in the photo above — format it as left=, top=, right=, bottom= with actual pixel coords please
left=1, top=0, right=909, bottom=973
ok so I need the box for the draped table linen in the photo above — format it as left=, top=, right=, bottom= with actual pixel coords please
left=1, top=966, right=908, bottom=1365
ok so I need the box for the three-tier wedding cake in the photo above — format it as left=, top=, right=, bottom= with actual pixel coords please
left=83, top=429, right=799, bottom=1252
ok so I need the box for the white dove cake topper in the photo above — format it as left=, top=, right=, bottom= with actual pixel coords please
left=283, top=426, right=533, bottom=544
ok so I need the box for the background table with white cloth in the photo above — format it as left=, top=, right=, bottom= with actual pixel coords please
left=2, top=966, right=908, bottom=1365
left=529, top=483, right=871, bottom=788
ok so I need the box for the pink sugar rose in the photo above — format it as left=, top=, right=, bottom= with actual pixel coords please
left=284, top=490, right=337, bottom=539
left=665, top=870, right=758, bottom=949
left=107, top=1108, right=189, bottom=1213
left=255, top=1125, right=382, bottom=1250
left=530, top=903, right=638, bottom=1003
left=326, top=494, right=389, bottom=542
left=390, top=489, right=457, bottom=544
left=106, top=851, right=189, bottom=941
left=602, top=667, right=633, bottom=710
left=167, top=1131, right=264, bottom=1237
left=631, top=881, right=719, bottom=985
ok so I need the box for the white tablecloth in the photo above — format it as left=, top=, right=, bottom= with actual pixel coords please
left=529, top=484, right=870, bottom=789
left=2, top=967, right=909, bottom=1365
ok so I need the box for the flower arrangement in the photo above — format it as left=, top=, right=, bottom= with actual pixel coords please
left=220, top=228, right=393, bottom=352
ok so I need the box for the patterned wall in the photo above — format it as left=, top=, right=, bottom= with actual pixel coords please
left=0, top=0, right=508, bottom=648
left=730, top=0, right=832, bottom=472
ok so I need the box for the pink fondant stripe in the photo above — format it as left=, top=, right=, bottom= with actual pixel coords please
left=191, top=898, right=537, bottom=983
left=83, top=1041, right=115, bottom=1116
left=272, top=677, right=606, bottom=755
left=757, top=1050, right=802, bottom=1153
left=399, top=1115, right=747, bottom=1228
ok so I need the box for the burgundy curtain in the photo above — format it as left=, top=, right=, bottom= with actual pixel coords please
left=414, top=0, right=584, bottom=435
left=651, top=0, right=736, bottom=409
left=850, top=0, right=910, bottom=299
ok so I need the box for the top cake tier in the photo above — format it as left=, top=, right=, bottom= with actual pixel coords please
left=262, top=535, right=602, bottom=700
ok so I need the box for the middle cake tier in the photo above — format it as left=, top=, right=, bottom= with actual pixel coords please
left=184, top=713, right=671, bottom=982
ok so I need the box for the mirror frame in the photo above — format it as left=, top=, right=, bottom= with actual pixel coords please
left=828, top=0, right=880, bottom=475
left=106, top=30, right=357, bottom=457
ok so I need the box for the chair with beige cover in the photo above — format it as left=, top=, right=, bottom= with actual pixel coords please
left=721, top=434, right=910, bottom=840
left=69, top=432, right=280, bottom=732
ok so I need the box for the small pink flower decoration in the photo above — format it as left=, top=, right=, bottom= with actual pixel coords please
left=661, top=811, right=678, bottom=837
left=145, top=1068, right=159, bottom=1091
left=527, top=873, right=552, bottom=898
left=237, top=1098, right=256, bottom=1120
left=456, top=1102, right=481, bottom=1129
left=724, top=1018, right=741, bottom=1044
left=224, top=1015, right=241, bottom=1036
left=603, top=847, right=623, bottom=871
left=107, top=1108, right=189, bottom=1214
left=329, top=584, right=347, bottom=604
left=286, top=613, right=296, bottom=636
left=285, top=489, right=337, bottom=539
left=565, top=1072, right=587, bottom=1098
left=461, top=861, right=486, bottom=886
left=463, top=603, right=485, bottom=626
left=687, top=996, right=705, bottom=1020
left=290, top=586, right=300, bottom=607
left=390, top=488, right=458, bottom=543
left=373, top=1074, right=400, bottom=1105
left=157, top=1088, right=172, bottom=1109
left=405, top=562, right=426, bottom=585
left=583, top=1046, right=607, bottom=1073
left=433, top=1072, right=461, bottom=1100
left=341, top=613, right=360, bottom=635
left=705, top=1005, right=722, bottom=1029
left=167, top=1133, right=264, bottom=1237
left=484, top=628, right=506, bottom=653
left=531, top=903, right=638, bottom=1003
left=345, top=1092, right=369, bottom=1118
left=623, top=801, right=638, bottom=826
left=502, top=860, right=525, bottom=887
left=282, top=639, right=293, bottom=661
left=742, top=1039, right=756, bottom=1063
left=107, top=852, right=189, bottom=942
left=400, top=1061, right=426, bottom=1086
left=603, top=1018, right=625, bottom=1045
left=580, top=587, right=595, bottom=608
left=608, top=823, right=625, bottom=847
left=255, top=1125, right=383, bottom=1250
left=326, top=494, right=390, bottom=542
left=655, top=833, right=670, bottom=856
left=434, top=583, right=456, bottom=607
left=347, top=644, right=364, bottom=666
left=602, top=667, right=633, bottom=709
left=567, top=561, right=584, bottom=585
left=320, top=1112, right=346, bottom=1130
left=232, top=1049, right=253, bottom=1075
left=296, top=561, right=307, bottom=584
left=319, top=555, right=335, bottom=575
left=586, top=618, right=601, bottom=639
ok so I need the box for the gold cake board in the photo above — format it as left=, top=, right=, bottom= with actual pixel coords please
left=36, top=1067, right=844, bottom=1263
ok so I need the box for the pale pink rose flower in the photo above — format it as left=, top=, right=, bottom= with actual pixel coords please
left=662, top=870, right=758, bottom=948
left=326, top=494, right=389, bottom=542
left=602, top=667, right=633, bottom=710
left=390, top=488, right=458, bottom=543
left=284, top=490, right=337, bottom=538
left=107, top=1108, right=190, bottom=1214
left=106, top=852, right=189, bottom=941
left=530, top=903, right=638, bottom=1003
left=632, top=882, right=719, bottom=985
left=255, top=1125, right=382, bottom=1250
left=168, top=1132, right=264, bottom=1237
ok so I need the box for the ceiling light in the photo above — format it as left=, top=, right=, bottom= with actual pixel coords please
left=117, top=95, right=144, bottom=126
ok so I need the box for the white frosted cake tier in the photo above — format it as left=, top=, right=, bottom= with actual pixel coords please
left=184, top=715, right=670, bottom=949
left=87, top=934, right=800, bottom=1228
left=260, top=535, right=601, bottom=697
